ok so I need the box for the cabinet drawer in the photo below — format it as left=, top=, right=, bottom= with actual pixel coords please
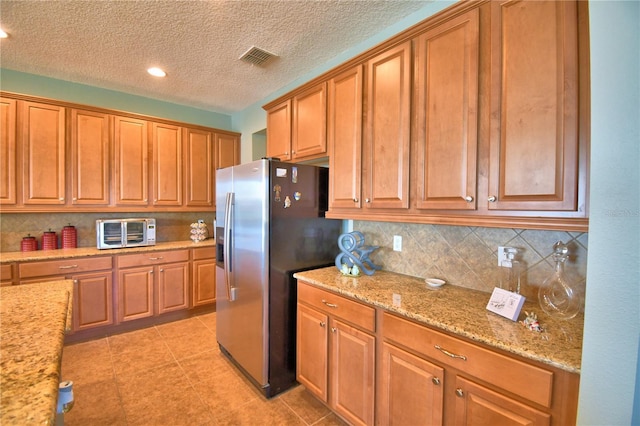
left=192, top=246, right=215, bottom=261
left=298, top=282, right=375, bottom=332
left=383, top=312, right=553, bottom=408
left=19, top=256, right=113, bottom=279
left=1, top=263, right=14, bottom=281
left=118, top=249, right=189, bottom=268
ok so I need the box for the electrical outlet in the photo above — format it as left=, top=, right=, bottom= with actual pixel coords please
left=393, top=235, right=402, bottom=252
left=498, top=246, right=514, bottom=267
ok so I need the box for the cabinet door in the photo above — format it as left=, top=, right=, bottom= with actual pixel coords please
left=70, top=109, right=110, bottom=205
left=454, top=376, right=550, bottom=426
left=292, top=82, right=327, bottom=161
left=192, top=258, right=215, bottom=307
left=215, top=133, right=240, bottom=170
left=266, top=99, right=292, bottom=161
left=414, top=9, right=479, bottom=210
left=184, top=128, right=214, bottom=207
left=0, top=97, right=17, bottom=205
left=488, top=0, right=579, bottom=211
left=118, top=266, right=154, bottom=322
left=21, top=101, right=66, bottom=205
left=364, top=41, right=411, bottom=210
left=114, top=116, right=148, bottom=205
left=157, top=262, right=189, bottom=314
left=72, top=271, right=114, bottom=331
left=328, top=65, right=363, bottom=210
left=152, top=122, right=182, bottom=206
left=379, top=342, right=444, bottom=426
left=296, top=303, right=329, bottom=403
left=330, top=318, right=375, bottom=426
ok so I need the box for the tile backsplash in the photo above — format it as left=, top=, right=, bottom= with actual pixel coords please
left=0, top=212, right=216, bottom=252
left=352, top=220, right=587, bottom=306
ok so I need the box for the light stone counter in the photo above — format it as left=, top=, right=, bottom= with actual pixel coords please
left=0, top=240, right=215, bottom=263
left=294, top=267, right=583, bottom=374
left=0, top=280, right=74, bottom=425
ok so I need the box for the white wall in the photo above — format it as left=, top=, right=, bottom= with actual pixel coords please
left=579, top=1, right=640, bottom=424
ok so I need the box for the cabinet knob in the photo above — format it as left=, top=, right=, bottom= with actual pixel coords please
left=353, top=198, right=359, bottom=203
left=331, top=327, right=337, bottom=333
left=464, top=195, right=474, bottom=202
left=365, top=198, right=371, bottom=203
left=160, top=268, right=164, bottom=272
left=59, top=197, right=64, bottom=201
left=73, top=279, right=78, bottom=285
left=72, top=197, right=77, bottom=201
left=456, top=388, right=464, bottom=397
left=150, top=270, right=154, bottom=274
left=432, top=377, right=441, bottom=386
left=488, top=195, right=497, bottom=202
left=319, top=321, right=326, bottom=327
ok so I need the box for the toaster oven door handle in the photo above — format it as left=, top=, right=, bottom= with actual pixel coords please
left=223, top=192, right=234, bottom=301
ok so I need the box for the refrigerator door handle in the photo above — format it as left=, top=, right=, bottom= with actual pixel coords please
left=224, top=192, right=235, bottom=301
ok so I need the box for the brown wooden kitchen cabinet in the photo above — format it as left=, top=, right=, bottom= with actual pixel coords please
left=327, top=65, right=363, bottom=210
left=113, top=115, right=149, bottom=206
left=413, top=8, right=480, bottom=211
left=69, top=108, right=110, bottom=206
left=184, top=127, right=214, bottom=207
left=297, top=281, right=375, bottom=426
left=487, top=0, right=582, bottom=212
left=363, top=41, right=412, bottom=211
left=382, top=312, right=578, bottom=426
left=21, top=100, right=66, bottom=206
left=215, top=132, right=241, bottom=170
left=151, top=121, right=182, bottom=207
left=291, top=82, right=327, bottom=161
left=191, top=246, right=216, bottom=307
left=266, top=99, right=292, bottom=161
left=378, top=341, right=444, bottom=426
left=18, top=256, right=114, bottom=332
left=117, top=249, right=189, bottom=322
left=0, top=263, right=16, bottom=286
left=0, top=97, right=17, bottom=206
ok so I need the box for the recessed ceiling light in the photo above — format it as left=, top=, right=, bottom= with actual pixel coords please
left=147, top=67, right=166, bottom=77
left=0, top=29, right=8, bottom=39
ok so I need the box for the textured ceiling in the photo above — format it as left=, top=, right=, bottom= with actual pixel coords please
left=0, top=0, right=431, bottom=115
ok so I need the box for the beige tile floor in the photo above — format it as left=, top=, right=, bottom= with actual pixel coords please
left=61, top=312, right=348, bottom=425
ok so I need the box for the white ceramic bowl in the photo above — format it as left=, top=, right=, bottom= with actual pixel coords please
left=425, top=278, right=446, bottom=288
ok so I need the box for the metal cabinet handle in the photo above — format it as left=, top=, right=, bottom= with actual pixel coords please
left=331, top=327, right=337, bottom=333
left=160, top=268, right=164, bottom=272
left=148, top=256, right=163, bottom=260
left=58, top=265, right=78, bottom=269
left=488, top=195, right=497, bottom=202
left=464, top=195, right=474, bottom=202
left=432, top=377, right=441, bottom=386
left=321, top=299, right=338, bottom=308
left=434, top=344, right=467, bottom=361
left=320, top=321, right=326, bottom=327
left=456, top=388, right=464, bottom=397
left=353, top=198, right=359, bottom=203
left=365, top=198, right=371, bottom=203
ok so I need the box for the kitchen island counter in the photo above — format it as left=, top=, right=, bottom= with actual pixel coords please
left=294, top=267, right=582, bottom=374
left=0, top=280, right=74, bottom=425
left=0, top=240, right=214, bottom=264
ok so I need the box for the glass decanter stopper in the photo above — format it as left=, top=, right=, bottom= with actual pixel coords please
left=538, top=241, right=579, bottom=320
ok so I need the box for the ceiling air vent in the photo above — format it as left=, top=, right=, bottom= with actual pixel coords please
left=239, top=46, right=277, bottom=66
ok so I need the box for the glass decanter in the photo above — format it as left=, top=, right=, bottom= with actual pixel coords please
left=538, top=241, right=580, bottom=320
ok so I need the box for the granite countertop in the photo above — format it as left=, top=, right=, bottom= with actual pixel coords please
left=0, top=240, right=215, bottom=263
left=294, top=267, right=583, bottom=374
left=0, top=280, right=74, bottom=425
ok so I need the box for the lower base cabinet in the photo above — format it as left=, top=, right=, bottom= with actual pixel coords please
left=297, top=282, right=375, bottom=426
left=191, top=247, right=216, bottom=307
left=72, top=271, right=114, bottom=331
left=296, top=281, right=579, bottom=426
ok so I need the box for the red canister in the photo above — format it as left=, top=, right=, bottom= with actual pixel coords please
left=42, top=230, right=58, bottom=250
left=21, top=235, right=38, bottom=251
left=61, top=224, right=77, bottom=249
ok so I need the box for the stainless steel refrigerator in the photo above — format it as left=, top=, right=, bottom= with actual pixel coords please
left=215, top=159, right=340, bottom=397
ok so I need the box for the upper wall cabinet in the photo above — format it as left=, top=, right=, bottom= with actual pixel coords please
left=70, top=109, right=110, bottom=206
left=264, top=82, right=329, bottom=163
left=363, top=41, right=412, bottom=210
left=0, top=97, right=17, bottom=206
left=488, top=0, right=581, bottom=212
left=0, top=92, right=240, bottom=213
left=21, top=101, right=66, bottom=206
left=413, top=9, right=480, bottom=211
